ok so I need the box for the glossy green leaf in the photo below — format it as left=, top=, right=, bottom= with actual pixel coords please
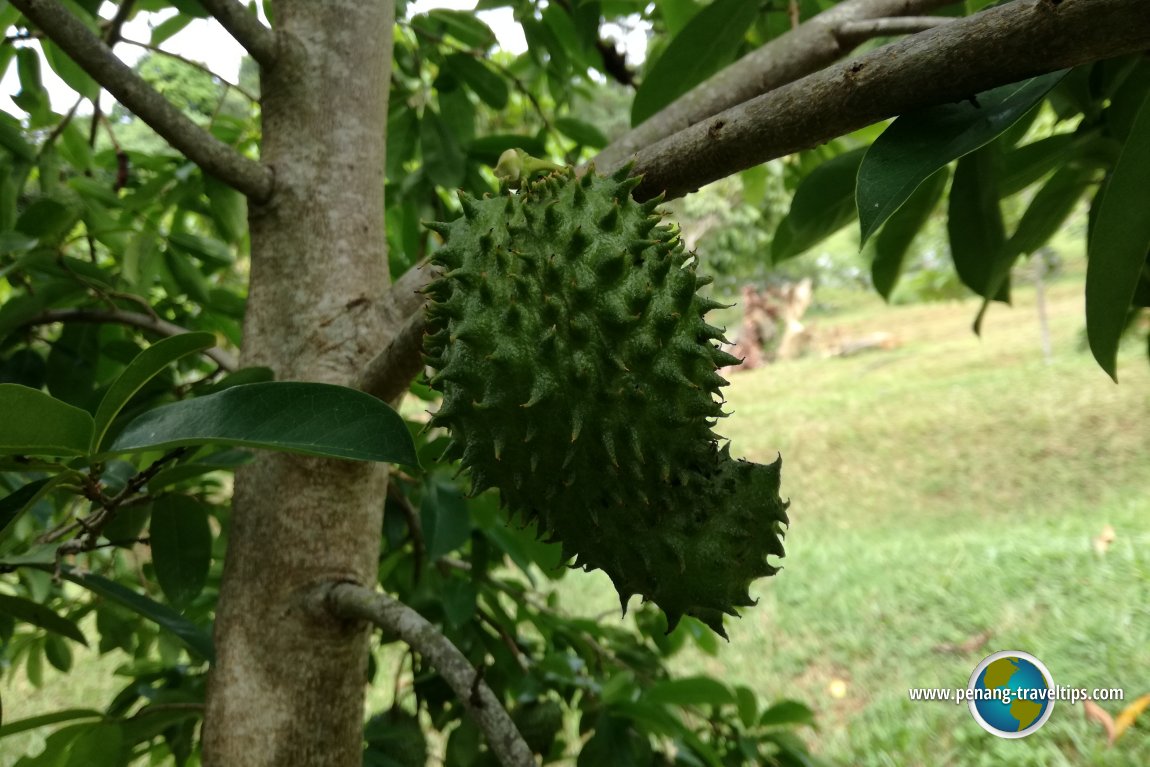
left=1087, top=90, right=1150, bottom=380
left=107, top=382, right=418, bottom=466
left=63, top=722, right=123, bottom=767
left=0, top=384, right=93, bottom=456
left=0, top=113, right=35, bottom=162
left=421, top=478, right=470, bottom=559
left=948, top=147, right=1008, bottom=304
left=53, top=565, right=215, bottom=661
left=858, top=71, right=1066, bottom=245
left=657, top=0, right=702, bottom=35
left=387, top=105, right=419, bottom=177
left=773, top=147, right=866, bottom=262
left=644, top=676, right=734, bottom=707
left=150, top=495, right=212, bottom=609
left=1007, top=164, right=1094, bottom=258
left=443, top=54, right=508, bottom=110
left=0, top=593, right=87, bottom=645
left=42, top=41, right=99, bottom=102
left=168, top=231, right=234, bottom=266
left=872, top=167, right=948, bottom=300
left=735, top=686, right=758, bottom=728
left=421, top=107, right=466, bottom=189
left=205, top=177, right=248, bottom=242
left=150, top=13, right=193, bottom=46
left=163, top=248, right=211, bottom=303
left=759, top=699, right=816, bottom=727
left=91, top=333, right=216, bottom=453
left=555, top=117, right=608, bottom=149
left=631, top=0, right=757, bottom=126
left=424, top=9, right=497, bottom=49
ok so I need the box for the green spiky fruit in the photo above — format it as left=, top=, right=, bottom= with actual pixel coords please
left=422, top=165, right=789, bottom=636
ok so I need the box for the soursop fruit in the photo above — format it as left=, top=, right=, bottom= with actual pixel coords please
left=422, top=160, right=789, bottom=636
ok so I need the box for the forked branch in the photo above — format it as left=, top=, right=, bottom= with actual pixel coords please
left=622, top=0, right=1150, bottom=201
left=198, top=0, right=277, bottom=68
left=320, top=583, right=538, bottom=767
left=593, top=0, right=960, bottom=171
left=10, top=0, right=274, bottom=201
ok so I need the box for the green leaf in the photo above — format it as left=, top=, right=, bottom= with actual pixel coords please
left=1007, top=164, right=1093, bottom=257
left=631, top=0, right=757, bottom=126
left=643, top=676, right=734, bottom=707
left=42, top=41, right=99, bottom=102
left=168, top=231, right=234, bottom=266
left=857, top=71, right=1067, bottom=245
left=163, top=248, right=211, bottom=303
left=44, top=632, right=72, bottom=671
left=0, top=113, right=35, bottom=162
left=90, top=333, right=216, bottom=453
left=735, top=686, right=758, bottom=728
left=443, top=54, right=508, bottom=110
left=0, top=709, right=102, bottom=739
left=54, top=565, right=214, bottom=661
left=555, top=117, right=608, bottom=149
left=948, top=146, right=1007, bottom=304
left=107, top=382, right=419, bottom=466
left=1087, top=90, right=1150, bottom=380
left=421, top=478, right=470, bottom=559
left=657, top=0, right=703, bottom=35
left=150, top=13, right=193, bottom=46
left=205, top=177, right=248, bottom=242
left=387, top=105, right=419, bottom=178
left=772, top=147, right=866, bottom=262
left=0, top=384, right=94, bottom=456
left=424, top=9, right=497, bottom=49
left=421, top=107, right=466, bottom=189
left=0, top=593, right=87, bottom=645
left=63, top=722, right=123, bottom=767
left=149, top=495, right=212, bottom=609
left=759, top=699, right=816, bottom=727
left=12, top=723, right=86, bottom=766
left=872, top=167, right=948, bottom=300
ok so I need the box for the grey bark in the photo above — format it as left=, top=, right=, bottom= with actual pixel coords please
left=201, top=1, right=394, bottom=765
left=592, top=0, right=958, bottom=172
left=623, top=0, right=1150, bottom=202
left=9, top=0, right=274, bottom=201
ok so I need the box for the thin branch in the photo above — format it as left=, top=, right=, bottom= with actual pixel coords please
left=835, top=15, right=952, bottom=44
left=117, top=37, right=259, bottom=102
left=10, top=0, right=273, bottom=201
left=593, top=0, right=959, bottom=172
left=625, top=0, right=1150, bottom=202
left=24, top=308, right=238, bottom=371
left=198, top=0, right=277, bottom=68
left=358, top=311, right=426, bottom=404
left=320, top=583, right=538, bottom=767
left=356, top=264, right=435, bottom=402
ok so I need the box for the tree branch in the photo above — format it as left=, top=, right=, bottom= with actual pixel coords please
left=320, top=583, right=538, bottom=767
left=593, top=0, right=959, bottom=172
left=198, top=0, right=277, bottom=68
left=24, top=308, right=238, bottom=371
left=624, top=0, right=1150, bottom=202
left=356, top=264, right=435, bottom=402
left=834, top=15, right=952, bottom=45
left=10, top=0, right=273, bottom=201
left=357, top=311, right=426, bottom=404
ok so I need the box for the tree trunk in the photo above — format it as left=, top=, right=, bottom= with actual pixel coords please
left=203, top=2, right=395, bottom=765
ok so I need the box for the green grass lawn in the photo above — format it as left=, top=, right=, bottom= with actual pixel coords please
left=4, top=262, right=1148, bottom=766
left=555, top=264, right=1150, bottom=765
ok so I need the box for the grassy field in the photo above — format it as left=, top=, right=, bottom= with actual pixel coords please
left=4, top=261, right=1148, bottom=766
left=555, top=261, right=1150, bottom=766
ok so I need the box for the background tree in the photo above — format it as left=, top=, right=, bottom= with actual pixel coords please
left=0, top=1, right=1148, bottom=766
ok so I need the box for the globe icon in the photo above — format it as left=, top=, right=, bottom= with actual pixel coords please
left=968, top=651, right=1055, bottom=738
